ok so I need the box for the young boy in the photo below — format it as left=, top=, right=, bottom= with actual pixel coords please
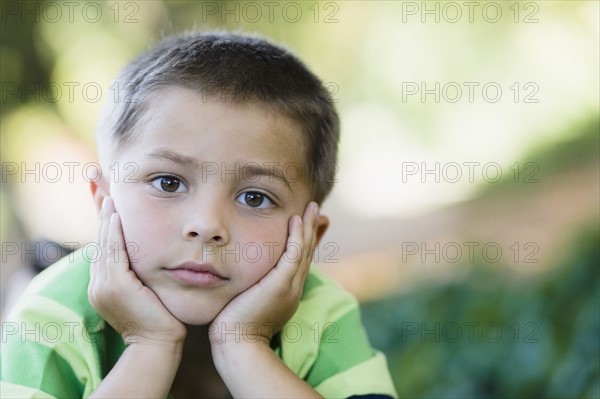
left=1, top=31, right=397, bottom=398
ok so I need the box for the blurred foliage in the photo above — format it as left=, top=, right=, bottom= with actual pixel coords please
left=361, top=224, right=599, bottom=397
left=527, top=117, right=600, bottom=174
left=478, top=116, right=600, bottom=196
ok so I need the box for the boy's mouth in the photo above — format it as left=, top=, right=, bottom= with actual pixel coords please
left=164, top=261, right=228, bottom=287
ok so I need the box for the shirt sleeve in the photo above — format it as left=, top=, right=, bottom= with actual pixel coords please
left=1, top=295, right=88, bottom=398
left=1, top=251, right=110, bottom=398
left=278, top=267, right=398, bottom=398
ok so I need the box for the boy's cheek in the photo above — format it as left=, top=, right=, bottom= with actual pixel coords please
left=256, top=224, right=288, bottom=264
left=114, top=209, right=159, bottom=265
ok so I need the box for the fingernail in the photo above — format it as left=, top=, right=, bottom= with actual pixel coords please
left=101, top=197, right=108, bottom=209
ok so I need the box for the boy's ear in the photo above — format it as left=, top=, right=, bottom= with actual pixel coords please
left=315, top=215, right=330, bottom=246
left=90, top=179, right=109, bottom=212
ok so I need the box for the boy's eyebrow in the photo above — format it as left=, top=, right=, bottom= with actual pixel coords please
left=243, top=164, right=292, bottom=191
left=148, top=148, right=200, bottom=168
left=147, top=148, right=293, bottom=190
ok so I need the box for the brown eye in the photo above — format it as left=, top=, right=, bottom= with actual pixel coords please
left=161, top=176, right=180, bottom=192
left=235, top=191, right=274, bottom=209
left=151, top=175, right=186, bottom=193
left=244, top=192, right=264, bottom=207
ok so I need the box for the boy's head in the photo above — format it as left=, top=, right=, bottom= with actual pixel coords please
left=91, top=32, right=338, bottom=325
left=97, top=31, right=339, bottom=204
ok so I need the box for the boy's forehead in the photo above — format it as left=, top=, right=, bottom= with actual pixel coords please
left=148, top=87, right=303, bottom=152
left=105, top=86, right=309, bottom=174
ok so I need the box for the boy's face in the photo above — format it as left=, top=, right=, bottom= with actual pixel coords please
left=97, top=87, right=324, bottom=325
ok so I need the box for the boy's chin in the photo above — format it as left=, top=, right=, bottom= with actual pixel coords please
left=176, top=315, right=214, bottom=326
left=156, top=291, right=226, bottom=326
left=170, top=308, right=219, bottom=326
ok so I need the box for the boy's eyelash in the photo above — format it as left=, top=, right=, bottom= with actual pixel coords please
left=147, top=173, right=185, bottom=182
left=238, top=190, right=278, bottom=207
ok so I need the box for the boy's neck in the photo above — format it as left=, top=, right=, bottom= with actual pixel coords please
left=171, top=324, right=231, bottom=397
left=182, top=324, right=213, bottom=354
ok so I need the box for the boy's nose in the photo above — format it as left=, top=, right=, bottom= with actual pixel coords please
left=182, top=203, right=230, bottom=245
left=186, top=230, right=225, bottom=244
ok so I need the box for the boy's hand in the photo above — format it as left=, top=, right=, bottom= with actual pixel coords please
left=88, top=197, right=186, bottom=346
left=209, top=202, right=320, bottom=347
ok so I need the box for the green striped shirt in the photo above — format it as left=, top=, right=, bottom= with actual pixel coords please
left=1, top=249, right=397, bottom=398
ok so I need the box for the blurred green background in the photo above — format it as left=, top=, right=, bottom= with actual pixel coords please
left=1, top=1, right=598, bottom=397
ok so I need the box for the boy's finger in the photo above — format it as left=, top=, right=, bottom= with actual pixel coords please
left=301, top=202, right=318, bottom=260
left=105, top=213, right=130, bottom=278
left=99, top=198, right=112, bottom=249
left=309, top=203, right=320, bottom=252
left=88, top=243, right=102, bottom=299
left=96, top=197, right=106, bottom=246
left=277, top=215, right=303, bottom=281
left=92, top=247, right=107, bottom=283
left=88, top=250, right=97, bottom=287
left=293, top=203, right=318, bottom=288
left=94, top=197, right=115, bottom=283
left=93, top=213, right=110, bottom=284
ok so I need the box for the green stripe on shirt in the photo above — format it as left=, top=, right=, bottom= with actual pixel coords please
left=304, top=308, right=376, bottom=387
left=2, top=340, right=82, bottom=398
